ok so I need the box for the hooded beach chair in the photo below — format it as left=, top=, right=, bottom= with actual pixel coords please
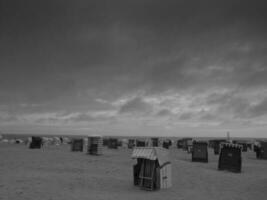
left=132, top=147, right=172, bottom=190
left=71, top=138, right=84, bottom=152
left=257, top=141, right=267, bottom=159
left=108, top=138, right=118, bottom=149
left=218, top=143, right=242, bottom=173
left=151, top=138, right=159, bottom=147
left=136, top=140, right=146, bottom=147
left=29, top=136, right=42, bottom=149
left=192, top=141, right=208, bottom=162
left=87, top=135, right=103, bottom=155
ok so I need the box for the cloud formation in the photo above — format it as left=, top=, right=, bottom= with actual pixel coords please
left=1, top=0, right=267, bottom=137
left=119, top=97, right=153, bottom=115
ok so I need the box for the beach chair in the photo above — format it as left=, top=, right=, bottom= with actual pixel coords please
left=176, top=139, right=183, bottom=149
left=136, top=140, right=146, bottom=147
left=218, top=143, right=242, bottom=173
left=128, top=139, right=136, bottom=149
left=192, top=141, right=208, bottom=162
left=29, top=136, right=42, bottom=149
left=132, top=147, right=172, bottom=191
left=257, top=141, right=267, bottom=159
left=87, top=136, right=103, bottom=155
left=108, top=138, right=118, bottom=149
left=151, top=138, right=159, bottom=147
left=71, top=139, right=83, bottom=152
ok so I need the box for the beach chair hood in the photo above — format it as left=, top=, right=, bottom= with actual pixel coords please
left=131, top=147, right=170, bottom=167
left=221, top=143, right=242, bottom=149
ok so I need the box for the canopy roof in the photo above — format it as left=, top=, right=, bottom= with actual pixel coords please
left=131, top=147, right=170, bottom=166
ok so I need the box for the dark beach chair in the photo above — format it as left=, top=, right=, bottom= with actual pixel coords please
left=218, top=143, right=242, bottom=173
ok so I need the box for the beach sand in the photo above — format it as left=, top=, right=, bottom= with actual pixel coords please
left=0, top=143, right=266, bottom=200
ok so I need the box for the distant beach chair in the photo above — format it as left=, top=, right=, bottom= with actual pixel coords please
left=239, top=143, right=248, bottom=152
left=136, top=140, right=146, bottom=147
left=186, top=140, right=193, bottom=153
left=29, top=136, right=42, bottom=149
left=192, top=141, right=208, bottom=162
left=87, top=135, right=103, bottom=155
left=132, top=147, right=172, bottom=191
left=151, top=138, right=159, bottom=147
left=71, top=138, right=84, bottom=152
left=246, top=143, right=252, bottom=150
left=212, top=139, right=227, bottom=155
left=103, top=138, right=109, bottom=146
left=256, top=141, right=267, bottom=159
left=128, top=139, right=136, bottom=149
left=218, top=143, right=242, bottom=173
left=176, top=139, right=184, bottom=149
left=107, top=138, right=119, bottom=149
left=181, top=138, right=193, bottom=152
left=162, top=139, right=172, bottom=149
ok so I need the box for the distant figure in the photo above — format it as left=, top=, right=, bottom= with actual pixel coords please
left=254, top=145, right=260, bottom=158
left=60, top=137, right=63, bottom=144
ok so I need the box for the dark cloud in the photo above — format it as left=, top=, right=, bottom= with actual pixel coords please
left=179, top=112, right=193, bottom=120
left=119, top=97, right=153, bottom=114
left=0, top=114, right=18, bottom=122
left=206, top=92, right=234, bottom=105
left=205, top=90, right=267, bottom=120
left=67, top=113, right=100, bottom=122
left=199, top=113, right=217, bottom=121
left=68, top=114, right=96, bottom=122
left=34, top=112, right=116, bottom=124
left=1, top=1, right=267, bottom=95
left=248, top=98, right=267, bottom=117
left=156, top=109, right=173, bottom=117
left=206, top=93, right=251, bottom=119
left=35, top=117, right=61, bottom=124
left=1, top=0, right=267, bottom=136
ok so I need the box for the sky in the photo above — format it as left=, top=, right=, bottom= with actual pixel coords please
left=1, top=0, right=267, bottom=138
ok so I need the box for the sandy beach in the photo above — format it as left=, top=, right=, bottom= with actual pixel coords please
left=0, top=143, right=266, bottom=200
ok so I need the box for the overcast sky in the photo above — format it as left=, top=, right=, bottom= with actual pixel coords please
left=1, top=0, right=267, bottom=137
